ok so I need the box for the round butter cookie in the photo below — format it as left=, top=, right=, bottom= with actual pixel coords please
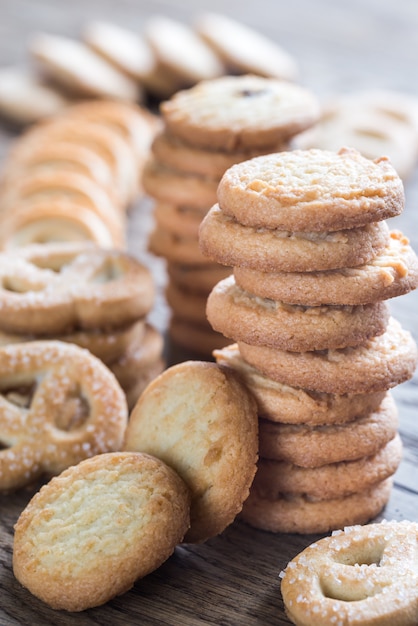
left=161, top=74, right=320, bottom=152
left=13, top=451, right=190, bottom=611
left=167, top=262, right=232, bottom=295
left=280, top=519, right=418, bottom=625
left=241, top=477, right=393, bottom=534
left=153, top=202, right=206, bottom=239
left=217, top=147, right=404, bottom=231
left=258, top=392, right=398, bottom=467
left=169, top=316, right=231, bottom=356
left=142, top=158, right=219, bottom=211
left=194, top=13, right=299, bottom=81
left=233, top=230, right=418, bottom=305
left=199, top=204, right=390, bottom=272
left=149, top=225, right=208, bottom=265
left=151, top=130, right=285, bottom=178
left=238, top=317, right=417, bottom=395
left=206, top=275, right=390, bottom=352
left=254, top=433, right=402, bottom=500
left=144, top=15, right=225, bottom=86
left=213, top=344, right=386, bottom=425
left=124, top=360, right=258, bottom=543
left=29, top=32, right=141, bottom=102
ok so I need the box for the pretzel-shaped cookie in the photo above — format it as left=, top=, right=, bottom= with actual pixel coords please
left=281, top=520, right=418, bottom=626
left=0, top=340, right=128, bottom=491
left=0, top=242, right=155, bottom=334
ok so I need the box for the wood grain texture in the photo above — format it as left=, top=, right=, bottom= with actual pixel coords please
left=0, top=0, right=417, bottom=623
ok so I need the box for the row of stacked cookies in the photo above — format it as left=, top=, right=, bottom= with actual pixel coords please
left=143, top=73, right=320, bottom=357
left=0, top=99, right=159, bottom=250
left=0, top=12, right=299, bottom=127
left=0, top=100, right=165, bottom=409
left=199, top=147, right=418, bottom=534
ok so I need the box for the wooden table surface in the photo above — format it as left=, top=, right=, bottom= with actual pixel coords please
left=0, top=0, right=418, bottom=624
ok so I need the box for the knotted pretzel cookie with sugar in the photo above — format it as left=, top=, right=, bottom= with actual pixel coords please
left=0, top=340, right=128, bottom=491
left=280, top=520, right=418, bottom=626
left=0, top=242, right=155, bottom=335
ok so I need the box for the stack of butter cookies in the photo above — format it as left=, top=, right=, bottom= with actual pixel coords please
left=200, top=146, right=418, bottom=534
left=0, top=242, right=165, bottom=410
left=143, top=74, right=320, bottom=356
left=0, top=99, right=159, bottom=250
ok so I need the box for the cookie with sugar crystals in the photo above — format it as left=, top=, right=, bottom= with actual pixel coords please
left=238, top=316, right=417, bottom=395
left=13, top=451, right=190, bottom=611
left=161, top=74, right=320, bottom=152
left=233, top=230, right=418, bottom=306
left=194, top=13, right=299, bottom=82
left=280, top=519, right=418, bottom=623
left=206, top=275, right=390, bottom=352
left=199, top=204, right=390, bottom=273
left=218, top=147, right=404, bottom=231
left=124, top=360, right=258, bottom=543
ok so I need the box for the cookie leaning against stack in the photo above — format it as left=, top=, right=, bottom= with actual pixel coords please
left=199, top=146, right=418, bottom=534
left=144, top=74, right=320, bottom=357
left=0, top=242, right=165, bottom=409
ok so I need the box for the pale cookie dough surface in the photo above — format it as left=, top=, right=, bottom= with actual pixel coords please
left=218, top=147, right=404, bottom=231
left=258, top=392, right=398, bottom=467
left=161, top=74, right=320, bottom=151
left=238, top=317, right=417, bottom=394
left=213, top=343, right=386, bottom=425
left=206, top=275, right=390, bottom=352
left=13, top=452, right=191, bottom=612
left=241, top=477, right=392, bottom=534
left=254, top=434, right=402, bottom=499
left=199, top=204, right=390, bottom=272
left=234, top=230, right=418, bottom=305
left=124, top=360, right=258, bottom=543
left=280, top=519, right=418, bottom=625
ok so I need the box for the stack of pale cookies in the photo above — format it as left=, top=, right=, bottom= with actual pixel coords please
left=144, top=73, right=320, bottom=356
left=200, top=146, right=418, bottom=534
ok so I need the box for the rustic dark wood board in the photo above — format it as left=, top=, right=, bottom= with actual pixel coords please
left=0, top=0, right=417, bottom=624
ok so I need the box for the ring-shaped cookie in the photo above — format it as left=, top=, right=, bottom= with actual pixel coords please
left=0, top=242, right=155, bottom=334
left=280, top=520, right=418, bottom=625
left=0, top=340, right=128, bottom=491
